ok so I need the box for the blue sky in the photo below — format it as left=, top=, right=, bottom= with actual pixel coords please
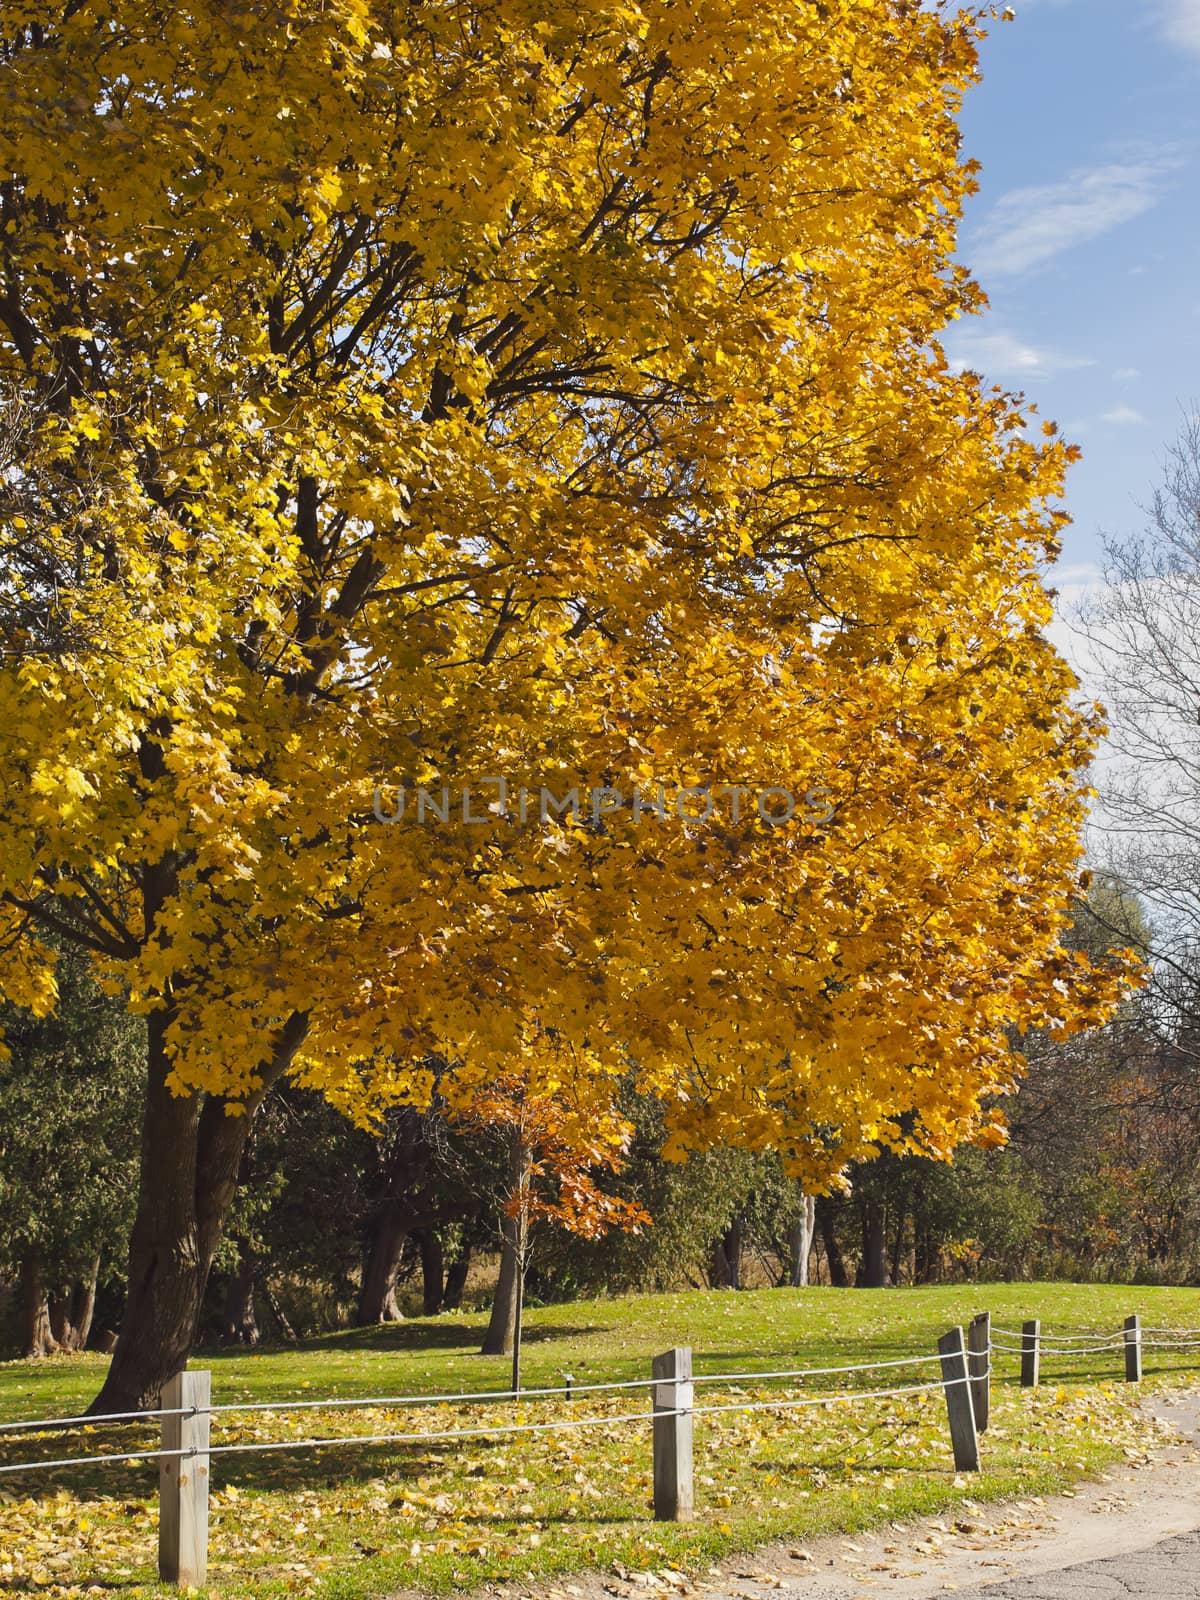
left=946, top=0, right=1200, bottom=597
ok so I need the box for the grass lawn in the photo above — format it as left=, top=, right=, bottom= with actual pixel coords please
left=1, top=1281, right=1199, bottom=1599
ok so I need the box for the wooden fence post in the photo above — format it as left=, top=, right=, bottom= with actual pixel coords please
left=1124, top=1315, right=1142, bottom=1383
left=967, top=1312, right=990, bottom=1433
left=1020, top=1320, right=1040, bottom=1389
left=937, top=1326, right=980, bottom=1473
left=652, top=1346, right=694, bottom=1521
left=159, top=1370, right=211, bottom=1586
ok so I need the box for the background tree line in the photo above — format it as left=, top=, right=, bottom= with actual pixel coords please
left=5, top=883, right=1199, bottom=1358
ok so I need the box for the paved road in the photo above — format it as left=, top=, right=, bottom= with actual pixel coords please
left=976, top=1530, right=1200, bottom=1598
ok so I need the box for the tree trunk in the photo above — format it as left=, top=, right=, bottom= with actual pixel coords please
left=482, top=1134, right=528, bottom=1356
left=889, top=1203, right=907, bottom=1287
left=71, top=1255, right=101, bottom=1350
left=725, top=1216, right=743, bottom=1288
left=787, top=1191, right=816, bottom=1287
left=221, top=1239, right=260, bottom=1345
left=88, top=1006, right=307, bottom=1415
left=416, top=1228, right=444, bottom=1316
left=914, top=1226, right=937, bottom=1284
left=90, top=1018, right=210, bottom=1409
left=357, top=1199, right=407, bottom=1324
left=46, top=1256, right=100, bottom=1352
left=19, top=1256, right=57, bottom=1358
left=48, top=1290, right=69, bottom=1349
left=857, top=1200, right=888, bottom=1288
left=259, top=1275, right=298, bottom=1343
left=482, top=1213, right=522, bottom=1354
left=709, top=1216, right=743, bottom=1288
left=815, top=1195, right=849, bottom=1287
left=442, top=1242, right=471, bottom=1311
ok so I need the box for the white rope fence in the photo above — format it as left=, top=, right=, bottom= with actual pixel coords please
left=989, top=1312, right=1200, bottom=1387
left=994, top=1331, right=1121, bottom=1344
left=0, top=1352, right=952, bottom=1448
left=0, top=1353, right=948, bottom=1439
left=0, top=1355, right=968, bottom=1479
left=0, top=1403, right=195, bottom=1433
left=0, top=1322, right=992, bottom=1584
left=688, top=1352, right=943, bottom=1386
left=689, top=1373, right=977, bottom=1420
left=7, top=1303, right=1199, bottom=1587
left=991, top=1337, right=1126, bottom=1353
left=5, top=1374, right=977, bottom=1478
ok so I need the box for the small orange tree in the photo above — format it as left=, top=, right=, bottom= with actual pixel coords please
left=455, top=1074, right=648, bottom=1371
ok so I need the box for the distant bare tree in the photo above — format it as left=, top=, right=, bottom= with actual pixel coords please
left=1082, top=408, right=1200, bottom=1063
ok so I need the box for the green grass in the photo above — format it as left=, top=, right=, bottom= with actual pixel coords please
left=1, top=1282, right=1198, bottom=1599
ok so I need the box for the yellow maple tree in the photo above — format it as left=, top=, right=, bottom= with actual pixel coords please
left=0, top=0, right=1135, bottom=1408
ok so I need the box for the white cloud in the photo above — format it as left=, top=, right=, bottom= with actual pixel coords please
left=1044, top=567, right=1106, bottom=697
left=969, top=160, right=1174, bottom=278
left=1051, top=561, right=1106, bottom=597
left=943, top=328, right=1093, bottom=380
left=1161, top=0, right=1200, bottom=52
left=1113, top=366, right=1142, bottom=380
left=1101, top=405, right=1147, bottom=425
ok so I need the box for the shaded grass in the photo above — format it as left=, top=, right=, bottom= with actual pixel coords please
left=0, top=1282, right=1198, bottom=1598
